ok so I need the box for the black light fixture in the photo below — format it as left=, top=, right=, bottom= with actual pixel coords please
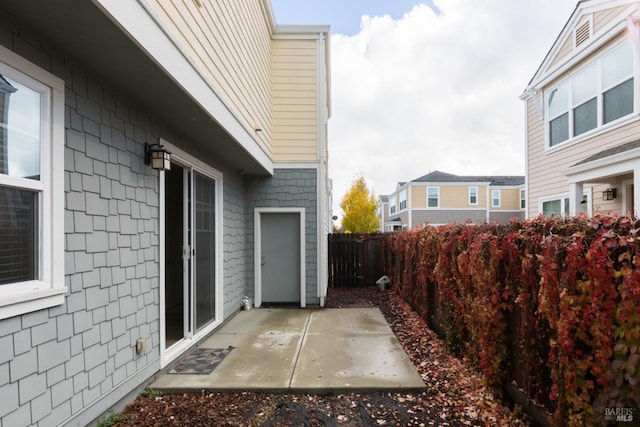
left=602, top=188, right=617, bottom=201
left=145, top=142, right=171, bottom=171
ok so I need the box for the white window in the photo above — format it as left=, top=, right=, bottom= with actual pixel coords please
left=520, top=189, right=526, bottom=210
left=399, top=189, right=407, bottom=211
left=468, top=186, right=478, bottom=205
left=540, top=193, right=590, bottom=217
left=427, top=187, right=439, bottom=208
left=546, top=42, right=634, bottom=148
left=492, top=190, right=501, bottom=207
left=389, top=194, right=396, bottom=214
left=0, top=45, right=65, bottom=319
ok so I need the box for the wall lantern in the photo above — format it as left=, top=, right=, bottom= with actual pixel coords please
left=602, top=188, right=617, bottom=201
left=145, top=142, right=171, bottom=171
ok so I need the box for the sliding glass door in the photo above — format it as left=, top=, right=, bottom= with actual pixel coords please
left=164, top=163, right=218, bottom=350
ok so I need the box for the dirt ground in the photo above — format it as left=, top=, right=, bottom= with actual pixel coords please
left=111, top=286, right=531, bottom=426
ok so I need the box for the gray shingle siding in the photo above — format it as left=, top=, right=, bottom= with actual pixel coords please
left=0, top=12, right=323, bottom=427
left=245, top=169, right=319, bottom=306
left=0, top=21, right=160, bottom=427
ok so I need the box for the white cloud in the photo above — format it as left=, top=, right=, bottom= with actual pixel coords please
left=329, top=0, right=577, bottom=218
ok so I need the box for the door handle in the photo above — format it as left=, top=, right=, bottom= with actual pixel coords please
left=261, top=255, right=266, bottom=266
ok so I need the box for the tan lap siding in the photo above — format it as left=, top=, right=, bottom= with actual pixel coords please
left=496, top=188, right=521, bottom=211
left=149, top=0, right=273, bottom=156
left=440, top=186, right=472, bottom=209
left=410, top=185, right=426, bottom=208
left=272, top=39, right=318, bottom=162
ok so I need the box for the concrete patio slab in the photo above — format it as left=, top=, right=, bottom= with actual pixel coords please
left=150, top=308, right=425, bottom=393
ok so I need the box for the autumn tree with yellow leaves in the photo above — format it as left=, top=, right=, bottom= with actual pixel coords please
left=340, top=175, right=380, bottom=233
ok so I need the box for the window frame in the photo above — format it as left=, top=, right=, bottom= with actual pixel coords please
left=389, top=194, right=396, bottom=215
left=520, top=189, right=526, bottom=210
left=468, top=186, right=478, bottom=205
left=0, top=45, right=65, bottom=319
left=427, top=186, right=439, bottom=208
left=491, top=189, right=501, bottom=208
left=539, top=191, right=591, bottom=217
left=544, top=40, right=635, bottom=150
left=399, top=189, right=407, bottom=211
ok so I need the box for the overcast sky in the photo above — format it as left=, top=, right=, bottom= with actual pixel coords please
left=271, top=0, right=578, bottom=220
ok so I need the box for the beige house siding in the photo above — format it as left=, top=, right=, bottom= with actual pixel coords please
left=527, top=106, right=640, bottom=218
left=440, top=186, right=471, bottom=209
left=411, top=185, right=426, bottom=208
left=594, top=4, right=630, bottom=33
left=413, top=210, right=486, bottom=226
left=493, top=188, right=521, bottom=211
left=547, top=4, right=630, bottom=74
left=549, top=33, right=575, bottom=69
left=271, top=38, right=319, bottom=162
left=476, top=185, right=488, bottom=208
left=149, top=0, right=273, bottom=156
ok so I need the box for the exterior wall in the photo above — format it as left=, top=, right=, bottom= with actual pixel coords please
left=594, top=4, right=630, bottom=33
left=272, top=39, right=319, bottom=162
left=221, top=171, right=249, bottom=318
left=146, top=0, right=273, bottom=157
left=492, top=188, right=521, bottom=211
left=410, top=184, right=426, bottom=208
left=526, top=4, right=640, bottom=218
left=440, top=186, right=469, bottom=208
left=526, top=80, right=640, bottom=218
left=245, top=169, right=319, bottom=305
left=412, top=209, right=487, bottom=226
left=489, top=211, right=524, bottom=223
left=549, top=35, right=574, bottom=69
left=0, top=17, right=256, bottom=426
left=0, top=24, right=163, bottom=426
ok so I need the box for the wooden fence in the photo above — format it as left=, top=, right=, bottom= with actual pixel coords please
left=327, top=233, right=384, bottom=288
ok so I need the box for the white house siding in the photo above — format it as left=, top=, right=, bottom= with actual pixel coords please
left=272, top=39, right=319, bottom=162
left=146, top=0, right=273, bottom=158
left=0, top=19, right=255, bottom=427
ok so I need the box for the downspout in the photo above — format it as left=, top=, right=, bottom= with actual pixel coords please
left=317, top=31, right=330, bottom=307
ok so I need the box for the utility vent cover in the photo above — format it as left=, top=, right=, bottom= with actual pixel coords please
left=575, top=20, right=591, bottom=47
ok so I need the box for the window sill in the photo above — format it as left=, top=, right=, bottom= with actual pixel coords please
left=0, top=286, right=67, bottom=320
left=544, top=113, right=640, bottom=154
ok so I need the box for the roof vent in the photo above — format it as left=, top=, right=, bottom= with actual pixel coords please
left=575, top=20, right=590, bottom=47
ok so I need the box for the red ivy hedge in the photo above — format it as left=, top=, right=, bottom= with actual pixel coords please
left=382, top=214, right=640, bottom=426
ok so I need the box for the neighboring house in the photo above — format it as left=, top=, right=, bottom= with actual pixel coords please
left=381, top=171, right=525, bottom=230
left=521, top=0, right=640, bottom=218
left=0, top=1, right=331, bottom=426
left=377, top=195, right=397, bottom=232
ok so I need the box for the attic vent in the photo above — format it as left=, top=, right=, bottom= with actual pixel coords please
left=575, top=21, right=591, bottom=47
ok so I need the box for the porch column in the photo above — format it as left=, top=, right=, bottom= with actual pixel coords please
left=634, top=166, right=640, bottom=217
left=569, top=182, right=583, bottom=216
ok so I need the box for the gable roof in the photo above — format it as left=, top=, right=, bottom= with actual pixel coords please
left=410, top=170, right=524, bottom=186
left=522, top=0, right=640, bottom=97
